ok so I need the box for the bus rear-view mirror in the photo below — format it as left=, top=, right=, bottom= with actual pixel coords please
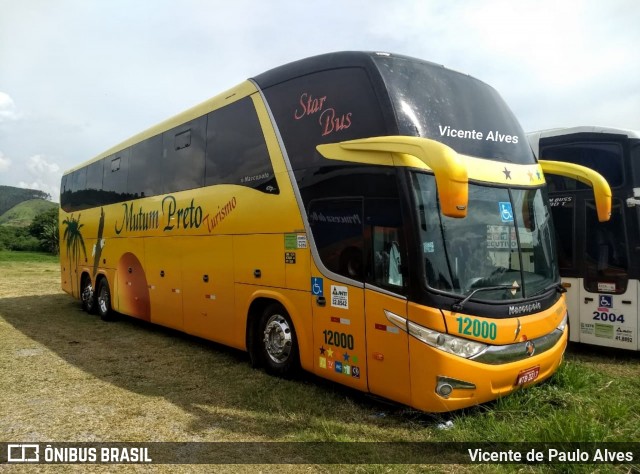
left=317, top=136, right=469, bottom=218
left=539, top=160, right=612, bottom=222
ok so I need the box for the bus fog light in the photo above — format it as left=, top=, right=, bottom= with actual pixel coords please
left=436, top=376, right=476, bottom=399
left=437, top=383, right=453, bottom=398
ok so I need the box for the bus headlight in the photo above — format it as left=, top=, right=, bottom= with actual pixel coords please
left=407, top=320, right=487, bottom=358
left=557, top=312, right=568, bottom=332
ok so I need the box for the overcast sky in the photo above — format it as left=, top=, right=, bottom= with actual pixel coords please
left=1, top=0, right=638, bottom=202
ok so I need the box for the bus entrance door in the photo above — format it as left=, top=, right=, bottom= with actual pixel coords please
left=308, top=198, right=368, bottom=392
left=579, top=200, right=637, bottom=350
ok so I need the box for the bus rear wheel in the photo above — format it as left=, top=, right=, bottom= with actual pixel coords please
left=96, top=279, right=115, bottom=321
left=259, top=304, right=300, bottom=377
left=80, top=275, right=96, bottom=314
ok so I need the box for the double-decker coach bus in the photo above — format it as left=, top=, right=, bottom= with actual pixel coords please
left=529, top=126, right=639, bottom=351
left=60, top=52, right=611, bottom=412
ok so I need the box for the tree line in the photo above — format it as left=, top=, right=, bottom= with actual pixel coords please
left=0, top=185, right=51, bottom=215
left=0, top=207, right=59, bottom=254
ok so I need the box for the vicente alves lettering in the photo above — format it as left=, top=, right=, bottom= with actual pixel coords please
left=439, top=125, right=519, bottom=144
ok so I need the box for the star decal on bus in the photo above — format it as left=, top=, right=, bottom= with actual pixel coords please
left=503, top=167, right=512, bottom=179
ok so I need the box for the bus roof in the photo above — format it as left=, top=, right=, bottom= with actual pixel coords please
left=527, top=126, right=640, bottom=156
left=65, top=52, right=474, bottom=176
left=251, top=51, right=452, bottom=88
left=64, top=51, right=501, bottom=176
left=529, top=126, right=640, bottom=141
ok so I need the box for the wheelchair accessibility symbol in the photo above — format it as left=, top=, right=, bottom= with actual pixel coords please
left=499, top=202, right=514, bottom=222
left=311, top=277, right=324, bottom=296
left=599, top=295, right=612, bottom=308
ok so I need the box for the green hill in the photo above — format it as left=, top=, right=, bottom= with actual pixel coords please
left=0, top=185, right=51, bottom=216
left=0, top=199, right=58, bottom=227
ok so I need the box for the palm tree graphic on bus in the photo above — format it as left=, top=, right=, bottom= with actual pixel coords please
left=62, top=213, right=87, bottom=293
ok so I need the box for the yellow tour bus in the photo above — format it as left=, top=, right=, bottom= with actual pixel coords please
left=59, top=52, right=612, bottom=412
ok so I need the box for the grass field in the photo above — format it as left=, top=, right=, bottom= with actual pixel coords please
left=1, top=251, right=639, bottom=473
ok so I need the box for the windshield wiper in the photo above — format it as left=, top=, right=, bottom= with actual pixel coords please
left=451, top=285, right=521, bottom=312
left=532, top=282, right=567, bottom=297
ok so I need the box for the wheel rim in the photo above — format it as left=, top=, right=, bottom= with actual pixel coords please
left=98, top=284, right=109, bottom=314
left=263, top=314, right=292, bottom=364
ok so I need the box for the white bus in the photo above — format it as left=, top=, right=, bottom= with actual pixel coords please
left=528, top=126, right=640, bottom=350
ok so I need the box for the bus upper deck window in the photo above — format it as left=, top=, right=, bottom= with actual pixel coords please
left=175, top=129, right=191, bottom=150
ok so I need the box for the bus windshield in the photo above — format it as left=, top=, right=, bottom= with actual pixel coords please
left=375, top=55, right=534, bottom=164
left=412, top=172, right=558, bottom=301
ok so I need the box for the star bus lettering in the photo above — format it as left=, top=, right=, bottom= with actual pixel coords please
left=292, top=91, right=353, bottom=138
left=502, top=167, right=512, bottom=179
left=320, top=108, right=352, bottom=136
left=294, top=92, right=327, bottom=120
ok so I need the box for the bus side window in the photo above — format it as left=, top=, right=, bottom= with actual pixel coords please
left=366, top=198, right=405, bottom=290
left=129, top=135, right=163, bottom=198
left=85, top=159, right=104, bottom=207
left=60, top=174, right=70, bottom=211
left=205, top=96, right=277, bottom=193
left=162, top=116, right=206, bottom=194
left=548, top=196, right=575, bottom=271
left=103, top=150, right=130, bottom=204
left=68, top=167, right=87, bottom=211
left=308, top=198, right=364, bottom=281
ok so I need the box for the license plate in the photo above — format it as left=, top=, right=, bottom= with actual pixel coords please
left=516, top=366, right=540, bottom=386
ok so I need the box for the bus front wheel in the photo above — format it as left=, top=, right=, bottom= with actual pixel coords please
left=96, top=279, right=115, bottom=321
left=259, top=304, right=300, bottom=377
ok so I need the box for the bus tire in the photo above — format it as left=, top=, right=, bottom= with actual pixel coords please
left=259, top=303, right=300, bottom=377
left=80, top=274, right=96, bottom=314
left=96, top=278, right=115, bottom=321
